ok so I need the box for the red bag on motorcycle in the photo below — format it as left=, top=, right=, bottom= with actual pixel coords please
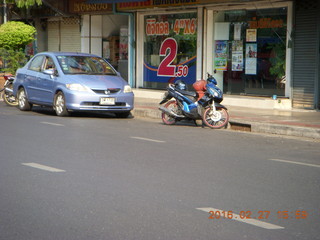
left=193, top=80, right=206, bottom=100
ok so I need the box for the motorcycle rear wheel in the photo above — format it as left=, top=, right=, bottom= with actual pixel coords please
left=3, top=83, right=18, bottom=106
left=161, top=100, right=179, bottom=125
left=202, top=107, right=229, bottom=129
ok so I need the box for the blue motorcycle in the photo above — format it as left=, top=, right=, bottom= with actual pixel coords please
left=159, top=73, right=229, bottom=129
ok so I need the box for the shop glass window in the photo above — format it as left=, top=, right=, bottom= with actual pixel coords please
left=144, top=12, right=197, bottom=89
left=213, top=7, right=287, bottom=97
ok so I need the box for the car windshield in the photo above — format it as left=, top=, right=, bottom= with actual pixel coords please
left=56, top=55, right=117, bottom=75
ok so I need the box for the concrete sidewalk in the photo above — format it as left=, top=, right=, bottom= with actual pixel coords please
left=132, top=89, right=320, bottom=140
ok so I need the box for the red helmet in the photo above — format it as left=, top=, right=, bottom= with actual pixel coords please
left=193, top=80, right=206, bottom=100
left=193, top=80, right=206, bottom=91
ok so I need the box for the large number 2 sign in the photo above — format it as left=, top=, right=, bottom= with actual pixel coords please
left=158, top=38, right=177, bottom=76
left=157, top=38, right=188, bottom=77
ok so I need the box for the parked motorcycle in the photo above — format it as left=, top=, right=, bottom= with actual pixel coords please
left=159, top=73, right=229, bottom=129
left=0, top=74, right=18, bottom=106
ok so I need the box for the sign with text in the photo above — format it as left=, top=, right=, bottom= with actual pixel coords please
left=143, top=13, right=197, bottom=86
left=69, top=0, right=112, bottom=14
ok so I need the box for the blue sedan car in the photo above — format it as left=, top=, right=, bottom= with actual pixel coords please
left=13, top=52, right=134, bottom=117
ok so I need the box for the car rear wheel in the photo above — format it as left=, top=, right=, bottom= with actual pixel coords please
left=54, top=92, right=69, bottom=117
left=17, top=88, right=32, bottom=111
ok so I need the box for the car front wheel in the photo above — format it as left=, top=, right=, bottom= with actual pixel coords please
left=54, top=92, right=69, bottom=117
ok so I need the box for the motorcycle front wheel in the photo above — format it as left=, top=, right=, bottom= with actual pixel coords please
left=202, top=107, right=229, bottom=129
left=161, top=100, right=179, bottom=125
left=3, top=83, right=18, bottom=106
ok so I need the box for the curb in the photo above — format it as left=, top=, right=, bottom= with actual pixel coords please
left=133, top=108, right=161, bottom=119
left=229, top=120, right=320, bottom=139
left=133, top=107, right=320, bottom=140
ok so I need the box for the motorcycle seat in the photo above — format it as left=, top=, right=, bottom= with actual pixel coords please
left=175, top=88, right=198, bottom=98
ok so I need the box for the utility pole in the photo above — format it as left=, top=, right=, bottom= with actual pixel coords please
left=3, top=0, right=7, bottom=23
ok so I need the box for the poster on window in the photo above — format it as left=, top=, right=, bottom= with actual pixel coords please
left=245, top=43, right=257, bottom=75
left=214, top=40, right=228, bottom=71
left=246, top=29, right=257, bottom=42
left=143, top=13, right=197, bottom=87
left=232, top=40, right=243, bottom=71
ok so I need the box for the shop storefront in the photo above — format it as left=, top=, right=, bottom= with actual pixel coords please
left=134, top=1, right=293, bottom=99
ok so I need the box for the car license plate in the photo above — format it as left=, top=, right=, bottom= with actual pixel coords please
left=100, top=97, right=115, bottom=105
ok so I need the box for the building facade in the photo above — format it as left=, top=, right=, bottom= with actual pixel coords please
left=2, top=0, right=319, bottom=110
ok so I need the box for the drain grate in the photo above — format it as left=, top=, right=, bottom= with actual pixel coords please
left=229, top=122, right=252, bottom=132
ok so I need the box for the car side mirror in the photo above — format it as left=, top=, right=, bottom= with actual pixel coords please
left=43, top=69, right=57, bottom=78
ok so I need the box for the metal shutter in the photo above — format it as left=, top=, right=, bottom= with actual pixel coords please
left=47, top=18, right=81, bottom=52
left=292, top=0, right=319, bottom=109
left=48, top=21, right=60, bottom=51
left=61, top=18, right=81, bottom=52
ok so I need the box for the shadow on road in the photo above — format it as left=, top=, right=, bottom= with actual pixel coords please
left=23, top=105, right=135, bottom=119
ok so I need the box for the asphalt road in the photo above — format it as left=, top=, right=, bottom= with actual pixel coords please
left=0, top=102, right=319, bottom=240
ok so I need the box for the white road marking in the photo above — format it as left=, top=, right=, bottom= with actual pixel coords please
left=269, top=158, right=320, bottom=168
left=22, top=163, right=66, bottom=172
left=130, top=136, right=165, bottom=143
left=41, top=122, right=65, bottom=127
left=197, top=208, right=284, bottom=230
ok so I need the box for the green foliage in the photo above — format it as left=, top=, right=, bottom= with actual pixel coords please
left=6, top=0, right=42, bottom=8
left=0, top=21, right=36, bottom=50
left=268, top=43, right=286, bottom=79
left=0, top=21, right=34, bottom=73
left=0, top=48, right=27, bottom=74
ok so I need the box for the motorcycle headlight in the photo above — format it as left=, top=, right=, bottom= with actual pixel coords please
left=124, top=85, right=132, bottom=93
left=66, top=83, right=91, bottom=92
left=213, top=90, right=219, bottom=97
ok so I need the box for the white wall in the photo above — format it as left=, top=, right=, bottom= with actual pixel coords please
left=91, top=15, right=103, bottom=56
left=81, top=15, right=102, bottom=56
left=81, top=15, right=90, bottom=54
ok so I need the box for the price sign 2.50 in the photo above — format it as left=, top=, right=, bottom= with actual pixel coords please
left=157, top=38, right=189, bottom=78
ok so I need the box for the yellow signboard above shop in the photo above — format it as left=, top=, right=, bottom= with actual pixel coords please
left=69, top=0, right=112, bottom=14
left=117, top=0, right=200, bottom=10
left=117, top=0, right=243, bottom=10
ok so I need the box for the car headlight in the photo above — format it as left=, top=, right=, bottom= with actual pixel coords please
left=124, top=85, right=132, bottom=93
left=66, top=83, right=91, bottom=92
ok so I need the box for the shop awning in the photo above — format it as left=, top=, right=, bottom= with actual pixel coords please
left=86, top=0, right=148, bottom=3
